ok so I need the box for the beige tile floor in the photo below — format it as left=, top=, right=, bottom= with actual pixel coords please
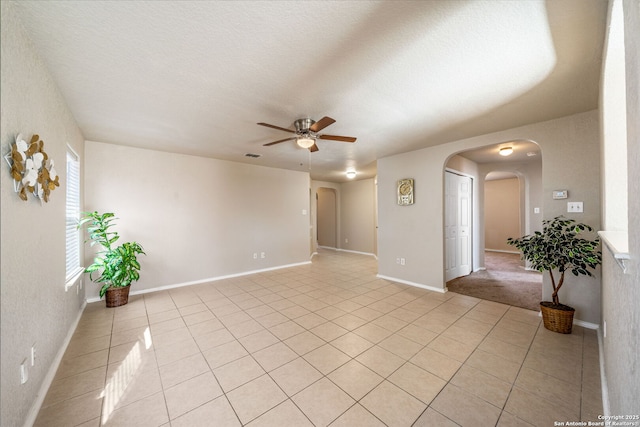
left=35, top=250, right=603, bottom=426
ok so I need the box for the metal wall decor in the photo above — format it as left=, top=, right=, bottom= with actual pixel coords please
left=397, top=178, right=414, bottom=205
left=4, top=133, right=59, bottom=202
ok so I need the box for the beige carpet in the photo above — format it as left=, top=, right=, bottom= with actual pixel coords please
left=446, top=251, right=542, bottom=311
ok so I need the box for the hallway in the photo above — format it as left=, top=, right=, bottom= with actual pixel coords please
left=446, top=251, right=542, bottom=311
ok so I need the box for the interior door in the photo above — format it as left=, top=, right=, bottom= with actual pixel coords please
left=445, top=171, right=472, bottom=281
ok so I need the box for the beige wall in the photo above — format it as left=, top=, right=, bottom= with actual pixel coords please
left=600, top=0, right=640, bottom=415
left=378, top=110, right=601, bottom=323
left=340, top=178, right=376, bottom=255
left=484, top=178, right=520, bottom=252
left=0, top=2, right=86, bottom=425
left=317, top=187, right=337, bottom=248
left=311, top=179, right=377, bottom=256
left=84, top=141, right=311, bottom=300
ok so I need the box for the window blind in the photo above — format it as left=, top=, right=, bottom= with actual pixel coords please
left=65, top=149, right=82, bottom=282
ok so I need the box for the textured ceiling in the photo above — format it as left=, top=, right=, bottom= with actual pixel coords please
left=12, top=0, right=607, bottom=182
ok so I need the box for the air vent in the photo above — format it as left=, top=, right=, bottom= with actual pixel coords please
left=245, top=153, right=261, bottom=158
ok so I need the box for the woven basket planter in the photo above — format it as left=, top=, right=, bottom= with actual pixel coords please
left=105, top=285, right=131, bottom=308
left=540, top=302, right=575, bottom=334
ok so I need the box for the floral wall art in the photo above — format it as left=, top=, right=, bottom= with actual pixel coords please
left=4, top=133, right=59, bottom=202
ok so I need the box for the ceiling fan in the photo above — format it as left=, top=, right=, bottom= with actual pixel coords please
left=257, top=117, right=356, bottom=152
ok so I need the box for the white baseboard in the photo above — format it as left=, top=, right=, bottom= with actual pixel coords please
left=86, top=261, right=312, bottom=303
left=598, top=327, right=610, bottom=417
left=336, top=248, right=377, bottom=259
left=485, top=249, right=521, bottom=254
left=573, top=319, right=600, bottom=330
left=376, top=274, right=447, bottom=294
left=24, top=301, right=87, bottom=427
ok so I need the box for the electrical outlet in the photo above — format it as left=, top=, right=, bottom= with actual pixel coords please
left=345, top=238, right=348, bottom=244
left=253, top=253, right=257, bottom=259
left=261, top=252, right=265, bottom=259
left=400, top=258, right=406, bottom=266
left=31, top=345, right=36, bottom=367
left=396, top=258, right=401, bottom=264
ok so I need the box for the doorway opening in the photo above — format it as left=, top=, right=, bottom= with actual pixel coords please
left=316, top=187, right=337, bottom=249
left=444, top=141, right=543, bottom=310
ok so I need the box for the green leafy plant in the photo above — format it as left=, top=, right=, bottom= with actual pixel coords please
left=507, top=216, right=601, bottom=307
left=78, top=211, right=145, bottom=298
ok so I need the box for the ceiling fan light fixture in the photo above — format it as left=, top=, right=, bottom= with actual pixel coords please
left=499, top=147, right=513, bottom=156
left=297, top=137, right=315, bottom=148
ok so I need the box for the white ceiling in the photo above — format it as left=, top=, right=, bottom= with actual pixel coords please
left=12, top=0, right=607, bottom=182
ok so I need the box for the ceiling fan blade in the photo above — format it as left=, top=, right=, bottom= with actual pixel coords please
left=309, top=143, right=319, bottom=152
left=318, top=134, right=357, bottom=143
left=257, top=122, right=294, bottom=133
left=263, top=137, right=296, bottom=146
left=309, top=116, right=336, bottom=133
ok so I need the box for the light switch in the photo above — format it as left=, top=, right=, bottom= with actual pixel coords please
left=567, top=202, right=583, bottom=213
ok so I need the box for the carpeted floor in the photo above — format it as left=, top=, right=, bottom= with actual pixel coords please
left=446, top=251, right=542, bottom=311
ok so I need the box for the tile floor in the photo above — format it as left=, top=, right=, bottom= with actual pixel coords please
left=35, top=250, right=603, bottom=426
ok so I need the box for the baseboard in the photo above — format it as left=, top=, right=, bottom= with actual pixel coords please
left=86, top=261, right=312, bottom=303
left=485, top=249, right=520, bottom=254
left=23, top=301, right=87, bottom=427
left=376, top=274, right=446, bottom=294
left=598, top=327, right=611, bottom=417
left=573, top=319, right=600, bottom=330
left=336, top=248, right=377, bottom=259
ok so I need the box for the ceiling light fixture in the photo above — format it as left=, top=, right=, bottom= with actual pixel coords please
left=346, top=169, right=357, bottom=179
left=499, top=147, right=513, bottom=156
left=297, top=136, right=315, bottom=149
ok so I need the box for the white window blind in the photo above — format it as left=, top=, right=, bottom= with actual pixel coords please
left=65, top=148, right=82, bottom=283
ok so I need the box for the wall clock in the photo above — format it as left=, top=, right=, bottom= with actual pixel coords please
left=397, top=178, right=414, bottom=205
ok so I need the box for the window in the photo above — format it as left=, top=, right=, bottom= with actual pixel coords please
left=65, top=147, right=82, bottom=287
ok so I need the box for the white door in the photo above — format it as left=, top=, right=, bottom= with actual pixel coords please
left=445, top=171, right=472, bottom=281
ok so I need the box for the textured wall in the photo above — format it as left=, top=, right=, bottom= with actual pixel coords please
left=601, top=0, right=640, bottom=416
left=84, top=141, right=311, bottom=299
left=317, top=187, right=338, bottom=248
left=0, top=2, right=86, bottom=426
left=378, top=110, right=601, bottom=323
left=484, top=178, right=520, bottom=252
left=340, top=178, right=376, bottom=255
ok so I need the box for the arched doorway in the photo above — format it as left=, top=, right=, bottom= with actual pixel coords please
left=444, top=141, right=543, bottom=310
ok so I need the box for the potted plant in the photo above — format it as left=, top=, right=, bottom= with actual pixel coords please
left=78, top=211, right=145, bottom=307
left=507, top=216, right=601, bottom=334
